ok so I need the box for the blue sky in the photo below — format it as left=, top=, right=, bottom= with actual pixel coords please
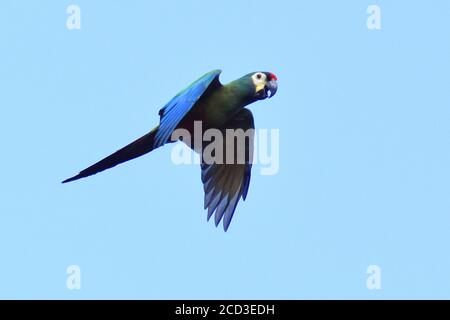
left=0, top=0, right=449, bottom=299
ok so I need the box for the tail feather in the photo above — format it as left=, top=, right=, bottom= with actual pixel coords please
left=62, top=127, right=159, bottom=183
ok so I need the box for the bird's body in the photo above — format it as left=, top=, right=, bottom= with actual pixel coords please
left=185, top=75, right=253, bottom=127
left=182, top=85, right=238, bottom=130
left=63, top=70, right=278, bottom=231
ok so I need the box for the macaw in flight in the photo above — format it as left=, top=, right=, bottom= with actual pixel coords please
left=63, top=70, right=278, bottom=231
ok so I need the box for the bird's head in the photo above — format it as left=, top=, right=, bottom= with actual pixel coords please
left=249, top=71, right=278, bottom=100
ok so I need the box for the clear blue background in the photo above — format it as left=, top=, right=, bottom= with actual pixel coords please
left=0, top=0, right=449, bottom=299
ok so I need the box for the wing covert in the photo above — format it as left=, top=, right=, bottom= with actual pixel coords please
left=154, top=69, right=222, bottom=148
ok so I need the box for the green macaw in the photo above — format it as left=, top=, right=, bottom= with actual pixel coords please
left=63, top=70, right=278, bottom=231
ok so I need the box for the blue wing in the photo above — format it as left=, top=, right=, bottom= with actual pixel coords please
left=201, top=108, right=254, bottom=231
left=154, top=69, right=222, bottom=148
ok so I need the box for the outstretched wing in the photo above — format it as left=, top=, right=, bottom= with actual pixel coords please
left=200, top=108, right=254, bottom=231
left=154, top=69, right=222, bottom=148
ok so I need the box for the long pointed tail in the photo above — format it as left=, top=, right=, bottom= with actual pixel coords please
left=62, top=126, right=159, bottom=183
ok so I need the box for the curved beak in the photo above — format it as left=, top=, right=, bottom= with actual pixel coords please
left=266, top=80, right=278, bottom=98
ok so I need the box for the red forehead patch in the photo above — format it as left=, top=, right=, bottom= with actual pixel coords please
left=268, top=73, right=278, bottom=81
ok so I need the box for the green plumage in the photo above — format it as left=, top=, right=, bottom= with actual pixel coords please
left=62, top=70, right=278, bottom=231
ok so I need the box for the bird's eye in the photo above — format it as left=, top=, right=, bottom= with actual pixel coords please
left=256, top=73, right=262, bottom=80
